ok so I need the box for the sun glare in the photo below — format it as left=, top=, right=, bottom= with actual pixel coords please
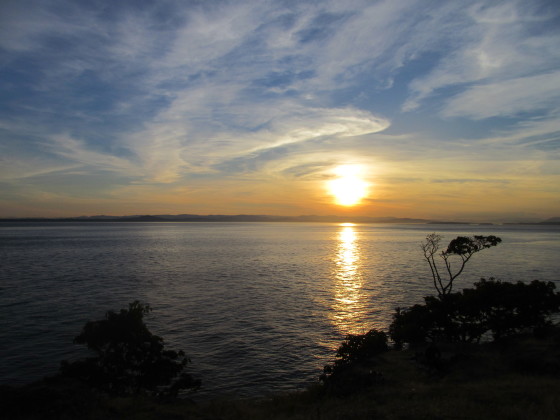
left=328, top=165, right=369, bottom=206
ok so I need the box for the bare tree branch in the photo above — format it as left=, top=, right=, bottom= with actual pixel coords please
left=421, top=234, right=502, bottom=297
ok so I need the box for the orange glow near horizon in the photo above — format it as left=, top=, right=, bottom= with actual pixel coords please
left=328, top=165, right=369, bottom=206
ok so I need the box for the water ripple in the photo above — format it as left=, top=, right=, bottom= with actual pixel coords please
left=1, top=222, right=558, bottom=397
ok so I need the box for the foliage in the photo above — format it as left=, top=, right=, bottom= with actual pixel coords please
left=333, top=329, right=389, bottom=366
left=422, top=234, right=502, bottom=296
left=320, top=329, right=388, bottom=394
left=389, top=279, right=560, bottom=347
left=60, top=301, right=200, bottom=397
left=389, top=305, right=433, bottom=350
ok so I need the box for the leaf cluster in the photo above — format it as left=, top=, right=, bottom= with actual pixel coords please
left=444, top=235, right=502, bottom=256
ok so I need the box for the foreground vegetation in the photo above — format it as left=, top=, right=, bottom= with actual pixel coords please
left=3, top=328, right=560, bottom=419
left=2, top=234, right=560, bottom=419
left=60, top=301, right=200, bottom=398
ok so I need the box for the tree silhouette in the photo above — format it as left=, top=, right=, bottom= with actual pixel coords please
left=389, top=278, right=560, bottom=347
left=422, top=234, right=502, bottom=297
left=60, top=301, right=200, bottom=397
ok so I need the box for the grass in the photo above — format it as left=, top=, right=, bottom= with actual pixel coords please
left=2, top=328, right=560, bottom=419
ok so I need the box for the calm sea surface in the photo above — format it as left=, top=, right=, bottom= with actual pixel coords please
left=1, top=222, right=559, bottom=397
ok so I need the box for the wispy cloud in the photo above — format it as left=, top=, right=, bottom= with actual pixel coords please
left=403, top=1, right=560, bottom=112
left=442, top=72, right=560, bottom=119
left=47, top=134, right=141, bottom=177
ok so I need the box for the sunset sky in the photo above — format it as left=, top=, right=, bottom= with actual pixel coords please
left=1, top=0, right=559, bottom=221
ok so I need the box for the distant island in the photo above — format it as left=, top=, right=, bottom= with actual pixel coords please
left=1, top=214, right=559, bottom=224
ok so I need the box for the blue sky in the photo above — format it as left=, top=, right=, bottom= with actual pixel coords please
left=1, top=0, right=559, bottom=221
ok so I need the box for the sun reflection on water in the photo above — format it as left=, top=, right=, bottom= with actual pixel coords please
left=330, top=223, right=369, bottom=334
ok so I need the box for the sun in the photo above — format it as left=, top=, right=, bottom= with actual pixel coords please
left=328, top=165, right=369, bottom=206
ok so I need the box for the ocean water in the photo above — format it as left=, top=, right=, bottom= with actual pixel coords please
left=1, top=222, right=559, bottom=397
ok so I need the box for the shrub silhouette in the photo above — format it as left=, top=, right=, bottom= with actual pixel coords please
left=321, top=329, right=388, bottom=394
left=60, top=301, right=200, bottom=397
left=390, top=279, right=560, bottom=347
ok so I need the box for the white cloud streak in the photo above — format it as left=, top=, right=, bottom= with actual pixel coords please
left=403, top=1, right=560, bottom=115
left=443, top=72, right=560, bottom=119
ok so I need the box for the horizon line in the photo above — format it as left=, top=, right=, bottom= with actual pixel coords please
left=1, top=214, right=559, bottom=225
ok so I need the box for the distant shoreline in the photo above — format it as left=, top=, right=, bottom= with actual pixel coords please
left=0, top=214, right=559, bottom=225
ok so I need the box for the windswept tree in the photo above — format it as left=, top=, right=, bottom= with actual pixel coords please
left=422, top=234, right=502, bottom=297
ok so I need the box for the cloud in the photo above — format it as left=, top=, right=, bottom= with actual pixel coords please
left=122, top=92, right=390, bottom=182
left=46, top=134, right=140, bottom=177
left=402, top=1, right=560, bottom=113
left=245, top=106, right=390, bottom=152
left=0, top=157, right=79, bottom=182
left=0, top=0, right=559, bottom=218
left=430, top=178, right=510, bottom=184
left=442, top=72, right=560, bottom=119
